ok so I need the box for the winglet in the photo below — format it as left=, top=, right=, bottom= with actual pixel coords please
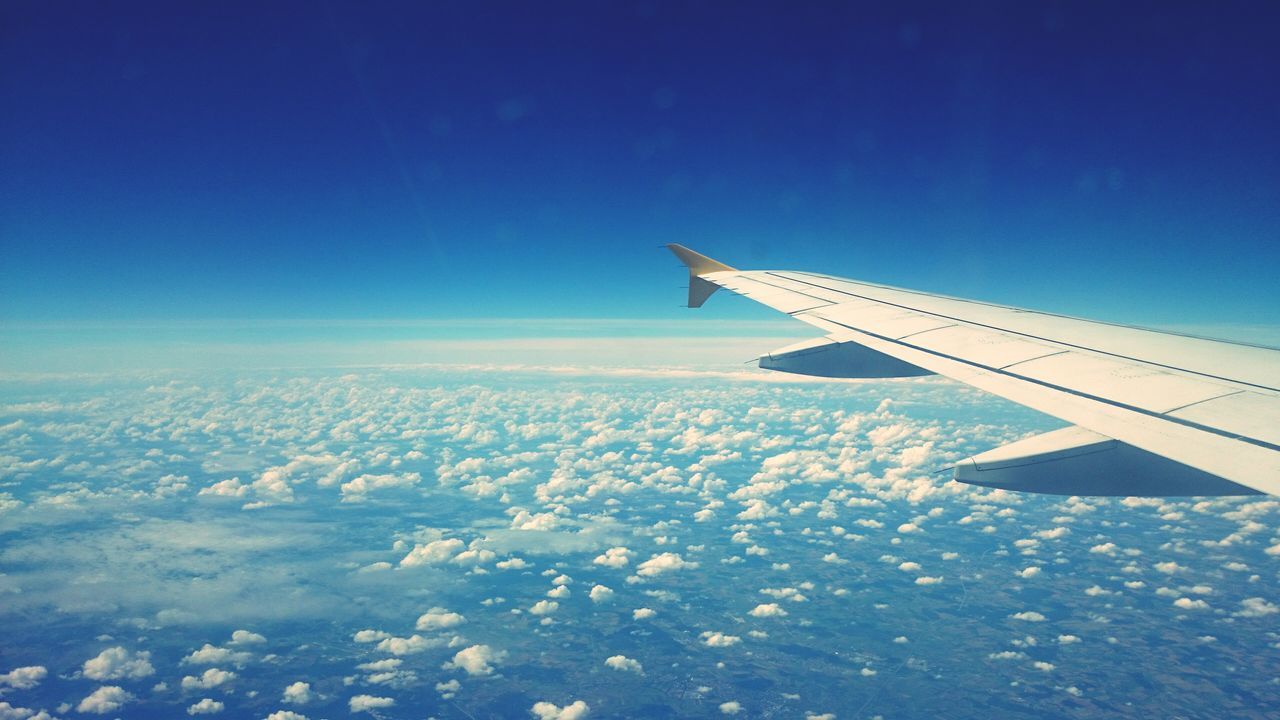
left=666, top=244, right=736, bottom=308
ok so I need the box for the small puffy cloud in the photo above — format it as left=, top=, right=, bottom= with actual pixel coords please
left=444, top=645, right=506, bottom=676
left=530, top=700, right=590, bottom=720
left=547, top=585, right=571, bottom=599
left=510, top=509, right=561, bottom=531
left=1154, top=561, right=1182, bottom=574
left=436, top=679, right=460, bottom=698
left=230, top=630, right=266, bottom=645
left=633, top=608, right=656, bottom=620
left=593, top=547, right=632, bottom=568
left=700, top=631, right=741, bottom=648
left=182, top=644, right=252, bottom=666
left=181, top=668, right=236, bottom=690
left=353, top=630, right=390, bottom=643
left=1058, top=635, right=1081, bottom=645
left=749, top=603, right=788, bottom=618
left=604, top=655, right=643, bottom=674
left=283, top=681, right=312, bottom=704
left=1032, top=661, right=1055, bottom=672
left=898, top=561, right=922, bottom=572
left=265, top=712, right=309, bottom=720
left=77, top=686, right=133, bottom=714
left=188, top=698, right=225, bottom=715
left=416, top=608, right=466, bottom=631
left=497, top=557, right=530, bottom=570
left=0, top=665, right=46, bottom=690
left=400, top=538, right=464, bottom=567
left=199, top=478, right=247, bottom=498
left=589, top=585, right=614, bottom=603
left=1235, top=597, right=1279, bottom=617
left=1035, top=527, right=1070, bottom=540
left=1090, top=542, right=1117, bottom=556
left=719, top=701, right=742, bottom=715
left=530, top=600, right=559, bottom=616
left=340, top=472, right=420, bottom=502
left=83, top=647, right=155, bottom=680
left=376, top=635, right=441, bottom=656
left=1010, top=611, right=1046, bottom=622
left=1017, top=567, right=1041, bottom=579
left=636, top=553, right=697, bottom=577
left=1173, top=597, right=1209, bottom=610
left=915, top=576, right=943, bottom=585
left=349, top=695, right=395, bottom=713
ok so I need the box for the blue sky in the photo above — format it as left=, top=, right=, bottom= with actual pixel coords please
left=3, top=2, right=1278, bottom=327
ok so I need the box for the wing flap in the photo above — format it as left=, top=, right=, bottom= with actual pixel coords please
left=1169, top=391, right=1280, bottom=447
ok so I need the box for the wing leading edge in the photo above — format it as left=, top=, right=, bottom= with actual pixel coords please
left=666, top=244, right=1280, bottom=497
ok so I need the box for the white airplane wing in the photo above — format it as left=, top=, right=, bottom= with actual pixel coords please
left=667, top=244, right=1280, bottom=497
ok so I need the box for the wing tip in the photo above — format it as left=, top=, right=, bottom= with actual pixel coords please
left=666, top=244, right=736, bottom=275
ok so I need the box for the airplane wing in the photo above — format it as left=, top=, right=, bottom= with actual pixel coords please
left=666, top=244, right=1280, bottom=497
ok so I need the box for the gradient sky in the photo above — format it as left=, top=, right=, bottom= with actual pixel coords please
left=3, top=1, right=1278, bottom=327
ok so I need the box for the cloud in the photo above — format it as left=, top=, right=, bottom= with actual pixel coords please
left=400, top=538, right=464, bottom=567
left=353, top=630, right=390, bottom=643
left=633, top=608, right=656, bottom=620
left=530, top=600, right=559, bottom=616
left=530, top=700, right=590, bottom=720
left=592, top=547, right=632, bottom=568
left=914, top=576, right=943, bottom=585
left=1235, top=597, right=1279, bottom=617
left=349, top=695, right=395, bottom=713
left=340, top=473, right=421, bottom=503
left=376, top=635, right=444, bottom=656
left=265, top=712, right=308, bottom=720
left=1009, top=611, right=1046, bottom=622
left=700, top=631, right=741, bottom=647
left=604, top=655, right=643, bottom=673
left=1090, top=542, right=1117, bottom=556
left=510, top=509, right=561, bottom=531
left=77, top=686, right=133, bottom=715
left=719, top=701, right=742, bottom=715
left=589, top=585, right=614, bottom=603
left=1173, top=597, right=1209, bottom=610
left=748, top=603, right=788, bottom=618
left=180, top=668, right=236, bottom=690
left=229, top=629, right=266, bottom=645
left=0, top=666, right=46, bottom=690
left=282, top=681, right=311, bottom=704
left=636, top=553, right=697, bottom=577
left=83, top=647, right=155, bottom=680
left=444, top=645, right=506, bottom=676
left=1017, top=567, right=1041, bottom=578
left=181, top=645, right=252, bottom=666
left=187, top=698, right=225, bottom=715
left=416, top=608, right=466, bottom=631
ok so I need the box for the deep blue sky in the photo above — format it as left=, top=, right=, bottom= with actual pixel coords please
left=3, top=1, right=1278, bottom=326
